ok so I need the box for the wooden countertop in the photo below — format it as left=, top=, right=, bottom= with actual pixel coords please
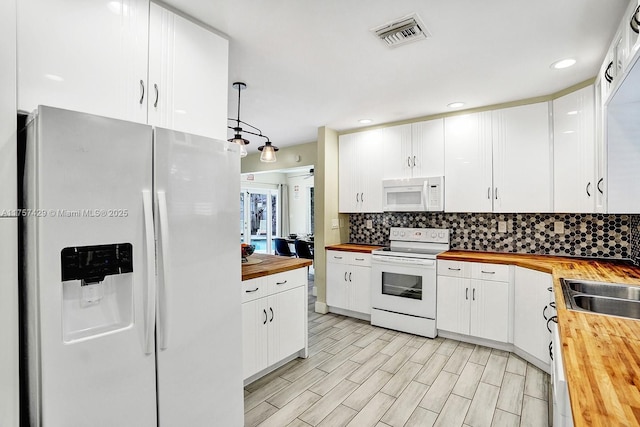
left=438, top=250, right=640, bottom=427
left=324, top=243, right=384, bottom=253
left=242, top=253, right=312, bottom=281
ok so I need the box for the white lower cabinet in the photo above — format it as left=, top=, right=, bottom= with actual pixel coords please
left=513, top=266, right=553, bottom=372
left=241, top=269, right=307, bottom=381
left=326, top=251, right=372, bottom=316
left=437, top=261, right=511, bottom=343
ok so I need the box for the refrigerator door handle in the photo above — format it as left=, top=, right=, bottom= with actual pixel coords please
left=142, top=190, right=156, bottom=355
left=157, top=191, right=171, bottom=350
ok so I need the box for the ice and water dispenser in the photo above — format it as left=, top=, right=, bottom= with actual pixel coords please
left=61, top=243, right=134, bottom=342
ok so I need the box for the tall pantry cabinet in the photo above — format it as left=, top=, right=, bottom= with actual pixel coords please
left=1, top=2, right=18, bottom=427
left=17, top=0, right=228, bottom=140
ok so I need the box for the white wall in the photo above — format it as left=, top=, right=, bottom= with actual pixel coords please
left=0, top=1, right=19, bottom=426
left=286, top=173, right=314, bottom=236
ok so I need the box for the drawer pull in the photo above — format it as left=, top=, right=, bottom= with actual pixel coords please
left=245, top=288, right=259, bottom=293
left=334, top=256, right=343, bottom=260
left=481, top=270, right=496, bottom=274
left=355, top=258, right=365, bottom=261
left=276, top=280, right=288, bottom=285
left=448, top=267, right=461, bottom=271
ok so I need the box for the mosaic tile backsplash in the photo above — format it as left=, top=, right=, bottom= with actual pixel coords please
left=349, top=212, right=640, bottom=262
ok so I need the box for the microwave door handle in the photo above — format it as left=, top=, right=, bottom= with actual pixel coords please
left=423, top=180, right=429, bottom=210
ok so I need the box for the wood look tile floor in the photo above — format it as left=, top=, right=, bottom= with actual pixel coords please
left=244, top=273, right=549, bottom=427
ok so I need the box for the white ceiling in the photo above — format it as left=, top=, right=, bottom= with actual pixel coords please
left=163, top=0, right=629, bottom=153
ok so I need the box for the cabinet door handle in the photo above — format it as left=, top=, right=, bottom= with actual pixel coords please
left=472, top=288, right=476, bottom=301
left=481, top=271, right=495, bottom=274
left=348, top=272, right=352, bottom=282
left=245, top=288, right=259, bottom=293
left=263, top=309, right=267, bottom=325
left=344, top=272, right=347, bottom=282
left=361, top=193, right=364, bottom=202
left=413, top=156, right=416, bottom=167
left=487, top=187, right=491, bottom=199
left=407, top=157, right=411, bottom=167
left=153, top=83, right=159, bottom=108
left=139, top=80, right=145, bottom=104
left=495, top=187, right=498, bottom=200
left=356, top=193, right=359, bottom=202
left=586, top=182, right=591, bottom=197
left=448, top=267, right=461, bottom=271
left=550, top=301, right=556, bottom=309
left=276, top=280, right=287, bottom=285
left=465, top=288, right=469, bottom=300
left=547, top=287, right=553, bottom=292
left=549, top=341, right=553, bottom=361
left=631, top=6, right=640, bottom=34
left=605, top=61, right=614, bottom=83
left=597, top=178, right=604, bottom=194
left=269, top=307, right=274, bottom=322
left=543, top=304, right=549, bottom=321
left=546, top=315, right=558, bottom=333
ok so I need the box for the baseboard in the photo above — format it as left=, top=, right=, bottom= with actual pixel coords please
left=328, top=306, right=371, bottom=322
left=314, top=301, right=329, bottom=314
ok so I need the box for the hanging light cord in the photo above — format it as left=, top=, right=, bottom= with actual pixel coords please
left=227, top=83, right=270, bottom=142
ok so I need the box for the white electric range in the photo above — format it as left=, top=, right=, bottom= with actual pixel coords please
left=370, top=227, right=450, bottom=338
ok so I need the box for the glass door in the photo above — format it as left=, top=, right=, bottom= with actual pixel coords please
left=240, top=189, right=279, bottom=253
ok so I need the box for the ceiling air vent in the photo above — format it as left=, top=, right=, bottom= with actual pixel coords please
left=371, top=13, right=430, bottom=48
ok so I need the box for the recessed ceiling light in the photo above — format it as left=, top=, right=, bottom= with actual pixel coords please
left=358, top=119, right=372, bottom=124
left=550, top=58, right=576, bottom=69
left=447, top=102, right=465, bottom=108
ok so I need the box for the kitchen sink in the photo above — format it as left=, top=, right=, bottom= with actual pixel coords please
left=561, top=278, right=640, bottom=320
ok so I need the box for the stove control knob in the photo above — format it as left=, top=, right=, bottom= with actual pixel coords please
left=438, top=232, right=445, bottom=238
left=431, top=232, right=437, bottom=238
left=400, top=231, right=405, bottom=237
left=392, top=230, right=398, bottom=237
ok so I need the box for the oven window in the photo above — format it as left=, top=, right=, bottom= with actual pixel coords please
left=382, top=272, right=422, bottom=300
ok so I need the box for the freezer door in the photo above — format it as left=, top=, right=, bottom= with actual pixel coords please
left=154, top=128, right=244, bottom=426
left=23, top=106, right=157, bottom=427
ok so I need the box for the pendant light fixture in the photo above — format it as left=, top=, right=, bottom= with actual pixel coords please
left=227, top=82, right=278, bottom=162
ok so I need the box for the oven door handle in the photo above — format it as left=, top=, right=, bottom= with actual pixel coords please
left=372, top=257, right=435, bottom=267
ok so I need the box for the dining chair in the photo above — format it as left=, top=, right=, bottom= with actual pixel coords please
left=294, top=239, right=314, bottom=260
left=274, top=238, right=295, bottom=257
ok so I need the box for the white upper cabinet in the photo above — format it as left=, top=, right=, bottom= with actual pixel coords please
left=382, top=119, right=444, bottom=180
left=492, top=102, right=552, bottom=213
left=18, top=0, right=150, bottom=123
left=382, top=124, right=412, bottom=180
left=553, top=86, right=596, bottom=213
left=17, top=1, right=228, bottom=139
left=444, top=112, right=493, bottom=212
left=148, top=4, right=228, bottom=139
left=444, top=103, right=551, bottom=213
left=339, top=129, right=383, bottom=213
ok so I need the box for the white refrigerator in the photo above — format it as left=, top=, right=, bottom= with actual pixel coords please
left=22, top=106, right=244, bottom=426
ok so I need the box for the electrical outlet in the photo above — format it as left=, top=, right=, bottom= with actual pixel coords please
left=366, top=220, right=373, bottom=229
left=339, top=218, right=344, bottom=228
left=498, top=221, right=507, bottom=233
left=554, top=221, right=565, bottom=234
left=331, top=218, right=339, bottom=229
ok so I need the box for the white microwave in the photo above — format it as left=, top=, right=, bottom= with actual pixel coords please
left=382, top=176, right=444, bottom=212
